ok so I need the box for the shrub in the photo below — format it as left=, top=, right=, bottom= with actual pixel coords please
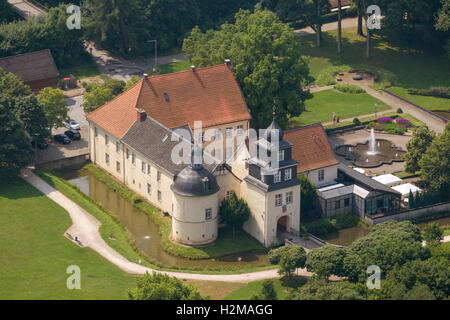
left=353, top=118, right=361, bottom=125
left=334, top=83, right=365, bottom=94
left=377, top=117, right=393, bottom=123
left=383, top=123, right=406, bottom=135
left=397, top=108, right=403, bottom=113
left=331, top=214, right=359, bottom=229
left=396, top=118, right=410, bottom=127
left=408, top=86, right=450, bottom=99
left=303, top=219, right=335, bottom=235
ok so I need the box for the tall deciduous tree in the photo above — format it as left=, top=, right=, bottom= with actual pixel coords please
left=419, top=124, right=450, bottom=196
left=404, top=126, right=436, bottom=173
left=37, top=87, right=68, bottom=131
left=305, top=244, right=346, bottom=279
left=219, top=191, right=251, bottom=237
left=11, top=95, right=49, bottom=139
left=183, top=10, right=312, bottom=129
left=127, top=272, right=206, bottom=300
left=0, top=103, right=33, bottom=176
left=337, top=0, right=342, bottom=54
left=298, top=174, right=317, bottom=218
left=268, top=245, right=307, bottom=278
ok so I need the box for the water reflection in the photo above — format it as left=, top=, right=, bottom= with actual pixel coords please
left=62, top=169, right=269, bottom=270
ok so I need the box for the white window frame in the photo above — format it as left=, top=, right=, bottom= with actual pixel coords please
left=147, top=164, right=151, bottom=175
left=274, top=171, right=281, bottom=183
left=237, top=125, right=243, bottom=136
left=286, top=191, right=293, bottom=204
left=105, top=153, right=110, bottom=165
left=132, top=153, right=136, bottom=165
left=116, top=141, right=120, bottom=153
left=318, top=169, right=325, bottom=181
left=285, top=168, right=292, bottom=181
left=205, top=208, right=212, bottom=220
left=116, top=161, right=120, bottom=173
left=141, top=160, right=146, bottom=173
left=147, top=183, right=151, bottom=195
left=275, top=194, right=282, bottom=207
left=278, top=150, right=285, bottom=161
left=225, top=127, right=233, bottom=139
left=157, top=171, right=161, bottom=182
left=105, top=134, right=109, bottom=145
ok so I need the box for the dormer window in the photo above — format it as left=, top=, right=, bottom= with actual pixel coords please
left=284, top=168, right=292, bottom=180
left=274, top=171, right=281, bottom=183
left=278, top=150, right=285, bottom=161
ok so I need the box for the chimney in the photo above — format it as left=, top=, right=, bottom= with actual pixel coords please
left=191, top=65, right=196, bottom=72
left=136, top=109, right=146, bottom=122
left=225, top=59, right=232, bottom=69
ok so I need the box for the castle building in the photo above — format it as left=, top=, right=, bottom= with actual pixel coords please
left=86, top=62, right=301, bottom=247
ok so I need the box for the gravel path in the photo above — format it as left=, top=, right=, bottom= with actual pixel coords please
left=20, top=168, right=315, bottom=282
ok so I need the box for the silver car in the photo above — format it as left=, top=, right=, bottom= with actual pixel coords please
left=64, top=120, right=80, bottom=130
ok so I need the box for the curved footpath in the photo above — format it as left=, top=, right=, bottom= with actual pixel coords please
left=20, top=169, right=314, bottom=282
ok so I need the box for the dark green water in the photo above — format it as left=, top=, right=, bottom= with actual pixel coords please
left=321, top=217, right=450, bottom=247
left=61, top=169, right=269, bottom=270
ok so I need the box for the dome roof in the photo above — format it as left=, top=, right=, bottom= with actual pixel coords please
left=171, top=166, right=219, bottom=197
left=263, top=119, right=283, bottom=142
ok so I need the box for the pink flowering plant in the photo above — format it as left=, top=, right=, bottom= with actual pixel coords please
left=377, top=117, right=393, bottom=123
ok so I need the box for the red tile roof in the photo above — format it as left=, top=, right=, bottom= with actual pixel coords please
left=328, top=0, right=351, bottom=8
left=87, top=64, right=251, bottom=138
left=284, top=123, right=338, bottom=173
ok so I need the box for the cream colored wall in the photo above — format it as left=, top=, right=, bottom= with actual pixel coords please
left=172, top=192, right=219, bottom=245
left=302, top=164, right=338, bottom=186
left=264, top=185, right=301, bottom=246
left=215, top=169, right=243, bottom=203
left=89, top=122, right=174, bottom=214
left=201, top=120, right=249, bottom=163
left=243, top=183, right=267, bottom=245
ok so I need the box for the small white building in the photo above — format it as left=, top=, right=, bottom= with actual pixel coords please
left=372, top=174, right=403, bottom=187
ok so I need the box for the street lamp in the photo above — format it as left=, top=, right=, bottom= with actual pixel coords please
left=374, top=103, right=377, bottom=119
left=147, top=40, right=159, bottom=74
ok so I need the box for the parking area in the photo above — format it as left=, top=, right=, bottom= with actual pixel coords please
left=35, top=95, right=89, bottom=166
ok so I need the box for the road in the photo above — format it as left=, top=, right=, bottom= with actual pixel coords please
left=295, top=17, right=358, bottom=36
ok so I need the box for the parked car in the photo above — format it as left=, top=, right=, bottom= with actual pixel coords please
left=31, top=139, right=49, bottom=150
left=64, top=120, right=80, bottom=130
left=54, top=134, right=71, bottom=144
left=64, top=129, right=81, bottom=140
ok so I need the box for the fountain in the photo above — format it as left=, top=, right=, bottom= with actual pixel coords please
left=367, top=128, right=378, bottom=155
left=334, top=129, right=407, bottom=168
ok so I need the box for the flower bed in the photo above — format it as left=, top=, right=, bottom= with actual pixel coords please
left=377, top=117, right=393, bottom=123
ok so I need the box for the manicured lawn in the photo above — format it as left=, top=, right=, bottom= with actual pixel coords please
left=301, top=27, right=450, bottom=90
left=185, top=280, right=246, bottom=300
left=0, top=176, right=136, bottom=299
left=148, top=60, right=191, bottom=75
left=225, top=277, right=306, bottom=300
left=289, top=89, right=390, bottom=128
left=59, top=59, right=100, bottom=80
left=388, top=87, right=450, bottom=112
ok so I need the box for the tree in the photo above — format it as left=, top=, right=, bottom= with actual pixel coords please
left=261, top=279, right=278, bottom=300
left=0, top=0, right=16, bottom=24
left=350, top=0, right=365, bottom=36
left=362, top=0, right=372, bottom=58
left=298, top=174, right=317, bottom=218
left=423, top=223, right=443, bottom=244
left=419, top=124, right=450, bottom=196
left=404, top=126, right=436, bottom=173
left=0, top=103, right=33, bottom=176
left=11, top=95, right=50, bottom=139
left=435, top=0, right=450, bottom=57
left=0, top=68, right=32, bottom=97
left=82, top=86, right=115, bottom=114
left=219, top=191, right=251, bottom=236
left=305, top=245, right=346, bottom=279
left=343, top=220, right=425, bottom=283
left=289, top=278, right=366, bottom=300
left=268, top=245, right=307, bottom=278
left=127, top=272, right=206, bottom=300
left=183, top=10, right=312, bottom=129
left=37, top=87, right=68, bottom=131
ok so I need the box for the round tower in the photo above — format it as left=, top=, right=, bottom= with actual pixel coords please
left=170, top=146, right=220, bottom=245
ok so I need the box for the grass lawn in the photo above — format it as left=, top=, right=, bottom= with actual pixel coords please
left=225, top=276, right=307, bottom=300
left=59, top=59, right=100, bottom=80
left=289, top=89, right=390, bottom=128
left=148, top=60, right=191, bottom=76
left=185, top=280, right=246, bottom=300
left=301, top=27, right=450, bottom=90
left=0, top=176, right=136, bottom=299
left=388, top=87, right=450, bottom=112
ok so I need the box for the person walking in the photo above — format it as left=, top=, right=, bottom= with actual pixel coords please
left=333, top=112, right=336, bottom=123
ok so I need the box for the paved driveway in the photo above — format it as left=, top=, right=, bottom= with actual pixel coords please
left=36, top=95, right=89, bottom=165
